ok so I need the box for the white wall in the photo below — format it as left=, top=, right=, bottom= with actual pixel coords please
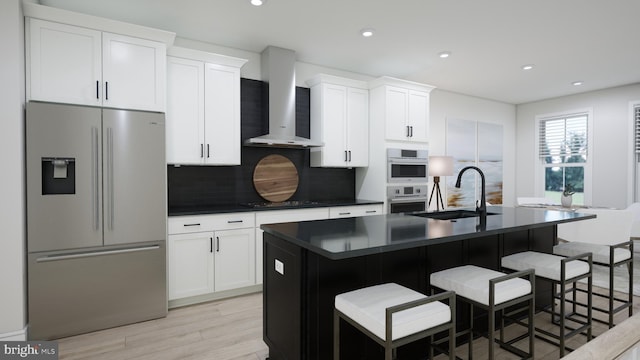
left=516, top=83, right=640, bottom=209
left=0, top=0, right=27, bottom=340
left=430, top=89, right=517, bottom=206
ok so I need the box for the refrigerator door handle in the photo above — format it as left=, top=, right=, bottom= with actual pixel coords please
left=92, top=127, right=100, bottom=231
left=106, top=127, right=114, bottom=231
left=35, top=245, right=160, bottom=263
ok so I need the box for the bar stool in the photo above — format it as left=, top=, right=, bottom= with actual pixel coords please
left=430, top=265, right=535, bottom=360
left=501, top=251, right=593, bottom=357
left=554, top=240, right=633, bottom=328
left=553, top=208, right=634, bottom=328
left=334, top=283, right=455, bottom=360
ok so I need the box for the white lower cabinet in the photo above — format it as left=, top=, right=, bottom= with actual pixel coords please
left=168, top=204, right=383, bottom=302
left=168, top=231, right=214, bottom=300
left=213, top=228, right=255, bottom=292
left=168, top=212, right=255, bottom=301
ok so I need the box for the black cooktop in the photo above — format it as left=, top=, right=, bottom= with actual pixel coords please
left=241, top=200, right=324, bottom=209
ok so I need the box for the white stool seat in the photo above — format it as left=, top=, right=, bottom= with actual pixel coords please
left=430, top=265, right=532, bottom=306
left=502, top=251, right=590, bottom=281
left=553, top=242, right=631, bottom=264
left=335, top=283, right=451, bottom=341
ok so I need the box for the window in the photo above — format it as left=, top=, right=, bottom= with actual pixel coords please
left=537, top=112, right=591, bottom=205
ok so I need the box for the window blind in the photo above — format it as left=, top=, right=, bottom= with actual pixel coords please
left=539, top=115, right=588, bottom=160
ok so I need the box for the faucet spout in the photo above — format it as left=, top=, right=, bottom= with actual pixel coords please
left=455, top=166, right=487, bottom=217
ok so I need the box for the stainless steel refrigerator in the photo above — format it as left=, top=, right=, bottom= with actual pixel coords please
left=26, top=101, right=167, bottom=340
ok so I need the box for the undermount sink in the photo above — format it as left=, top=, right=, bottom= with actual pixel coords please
left=411, top=210, right=498, bottom=220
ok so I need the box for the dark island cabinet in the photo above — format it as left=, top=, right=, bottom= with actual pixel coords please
left=262, top=208, right=592, bottom=359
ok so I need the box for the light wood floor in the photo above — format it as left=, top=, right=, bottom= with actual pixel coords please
left=57, top=287, right=638, bottom=360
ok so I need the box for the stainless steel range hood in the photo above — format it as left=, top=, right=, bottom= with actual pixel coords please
left=244, top=46, right=323, bottom=149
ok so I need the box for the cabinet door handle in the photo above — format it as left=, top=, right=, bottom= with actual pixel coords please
left=348, top=150, right=352, bottom=162
left=96, top=81, right=99, bottom=99
left=227, top=220, right=243, bottom=224
left=344, top=150, right=348, bottom=162
left=339, top=212, right=351, bottom=216
left=105, top=81, right=109, bottom=100
left=200, top=144, right=204, bottom=158
left=216, top=237, right=220, bottom=252
left=183, top=223, right=201, bottom=227
left=366, top=210, right=377, bottom=214
left=207, top=144, right=210, bottom=158
left=210, top=237, right=213, bottom=253
left=406, top=125, right=410, bottom=137
left=410, top=126, right=413, bottom=137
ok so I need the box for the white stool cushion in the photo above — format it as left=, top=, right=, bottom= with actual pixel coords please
left=554, top=242, right=631, bottom=264
left=502, top=251, right=590, bottom=282
left=335, top=283, right=451, bottom=341
left=430, top=265, right=531, bottom=306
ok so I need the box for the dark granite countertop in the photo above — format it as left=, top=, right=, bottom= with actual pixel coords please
left=261, top=206, right=596, bottom=260
left=168, top=199, right=383, bottom=216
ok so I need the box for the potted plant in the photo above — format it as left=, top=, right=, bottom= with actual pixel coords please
left=561, top=184, right=575, bottom=208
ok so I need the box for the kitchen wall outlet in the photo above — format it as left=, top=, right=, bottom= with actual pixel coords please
left=275, top=259, right=284, bottom=275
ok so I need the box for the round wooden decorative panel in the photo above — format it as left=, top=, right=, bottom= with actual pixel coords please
left=253, top=154, right=299, bottom=202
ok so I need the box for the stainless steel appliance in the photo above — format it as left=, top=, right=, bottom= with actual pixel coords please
left=387, top=148, right=428, bottom=183
left=244, top=46, right=323, bottom=148
left=387, top=185, right=428, bottom=214
left=26, top=102, right=167, bottom=340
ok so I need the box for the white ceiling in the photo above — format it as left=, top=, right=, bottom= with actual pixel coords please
left=39, top=0, right=640, bottom=104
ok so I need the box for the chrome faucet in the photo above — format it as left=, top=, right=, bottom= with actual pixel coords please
left=455, top=166, right=487, bottom=217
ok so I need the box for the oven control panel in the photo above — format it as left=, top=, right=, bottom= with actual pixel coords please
left=387, top=185, right=428, bottom=199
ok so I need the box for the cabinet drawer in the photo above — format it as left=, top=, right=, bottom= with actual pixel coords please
left=168, top=212, right=255, bottom=234
left=329, top=204, right=383, bottom=218
left=256, top=208, right=329, bottom=227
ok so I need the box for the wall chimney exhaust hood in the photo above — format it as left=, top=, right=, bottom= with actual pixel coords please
left=244, top=46, right=323, bottom=149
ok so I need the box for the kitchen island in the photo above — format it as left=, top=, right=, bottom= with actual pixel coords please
left=261, top=206, right=595, bottom=360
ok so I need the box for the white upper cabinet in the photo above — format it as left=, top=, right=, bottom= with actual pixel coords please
left=204, top=63, right=242, bottom=165
left=166, top=47, right=247, bottom=165
left=27, top=19, right=102, bottom=106
left=369, top=77, right=434, bottom=143
left=102, top=33, right=166, bottom=111
left=166, top=56, right=205, bottom=164
left=308, top=74, right=369, bottom=167
left=27, top=18, right=168, bottom=112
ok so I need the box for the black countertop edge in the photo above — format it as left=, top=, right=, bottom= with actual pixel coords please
left=261, top=207, right=597, bottom=260
left=302, top=217, right=597, bottom=260
left=168, top=199, right=384, bottom=216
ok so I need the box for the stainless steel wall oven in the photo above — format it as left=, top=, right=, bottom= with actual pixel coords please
left=387, top=185, right=428, bottom=214
left=387, top=148, right=428, bottom=183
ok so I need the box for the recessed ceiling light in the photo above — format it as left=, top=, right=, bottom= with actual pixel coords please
left=439, top=51, right=451, bottom=58
left=572, top=81, right=583, bottom=86
left=521, top=64, right=534, bottom=70
left=250, top=0, right=265, bottom=6
left=360, top=28, right=374, bottom=37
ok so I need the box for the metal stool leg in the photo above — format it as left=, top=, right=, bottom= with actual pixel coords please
left=560, top=280, right=566, bottom=357
left=334, top=310, right=340, bottom=360
left=468, top=304, right=474, bottom=360
left=488, top=306, right=495, bottom=360
left=609, top=264, right=615, bottom=328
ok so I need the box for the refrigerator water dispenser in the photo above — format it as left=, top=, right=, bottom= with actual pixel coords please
left=42, top=157, right=75, bottom=195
